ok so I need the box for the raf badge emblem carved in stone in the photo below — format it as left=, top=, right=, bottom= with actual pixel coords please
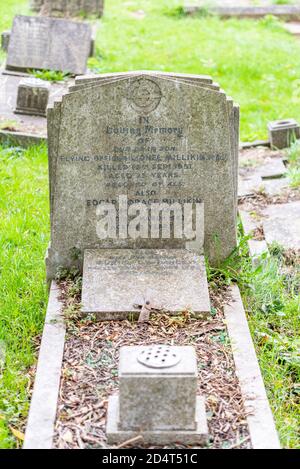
left=128, top=78, right=162, bottom=114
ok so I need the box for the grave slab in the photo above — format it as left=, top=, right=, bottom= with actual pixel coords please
left=262, top=177, right=290, bottom=197
left=81, top=249, right=211, bottom=318
left=238, top=174, right=262, bottom=198
left=6, top=15, right=91, bottom=75
left=238, top=152, right=287, bottom=198
left=262, top=201, right=300, bottom=250
left=260, top=158, right=286, bottom=179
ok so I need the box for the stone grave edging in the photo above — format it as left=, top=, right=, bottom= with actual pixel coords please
left=23, top=281, right=66, bottom=449
left=224, top=285, right=280, bottom=449
left=23, top=281, right=279, bottom=449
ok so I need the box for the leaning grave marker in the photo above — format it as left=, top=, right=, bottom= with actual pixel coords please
left=47, top=72, right=239, bottom=318
left=6, top=15, right=91, bottom=76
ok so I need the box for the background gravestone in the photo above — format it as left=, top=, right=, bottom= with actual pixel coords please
left=46, top=72, right=239, bottom=279
left=31, top=0, right=104, bottom=17
left=6, top=15, right=91, bottom=75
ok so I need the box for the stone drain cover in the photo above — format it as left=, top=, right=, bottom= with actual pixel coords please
left=137, top=345, right=181, bottom=369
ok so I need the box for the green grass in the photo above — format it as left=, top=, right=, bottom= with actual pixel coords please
left=31, top=69, right=69, bottom=82
left=0, top=144, right=49, bottom=448
left=1, top=1, right=300, bottom=139
left=0, top=0, right=300, bottom=449
left=287, top=140, right=300, bottom=187
left=0, top=0, right=29, bottom=32
left=244, top=252, right=300, bottom=448
left=207, top=230, right=300, bottom=448
left=89, top=1, right=300, bottom=141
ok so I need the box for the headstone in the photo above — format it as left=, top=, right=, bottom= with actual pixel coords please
left=6, top=15, right=91, bottom=75
left=14, top=78, right=50, bottom=117
left=268, top=119, right=300, bottom=150
left=31, top=0, right=104, bottom=17
left=46, top=71, right=239, bottom=281
left=106, top=345, right=208, bottom=445
left=262, top=201, right=300, bottom=250
left=81, top=249, right=211, bottom=318
left=1, top=31, right=10, bottom=52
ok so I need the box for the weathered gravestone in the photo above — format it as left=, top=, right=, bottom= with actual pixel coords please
left=106, top=345, right=208, bottom=445
left=6, top=15, right=91, bottom=75
left=31, top=0, right=104, bottom=17
left=47, top=71, right=239, bottom=318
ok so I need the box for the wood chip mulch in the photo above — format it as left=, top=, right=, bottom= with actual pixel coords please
left=53, top=285, right=251, bottom=449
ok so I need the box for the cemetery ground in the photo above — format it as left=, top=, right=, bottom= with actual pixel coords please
left=0, top=0, right=299, bottom=450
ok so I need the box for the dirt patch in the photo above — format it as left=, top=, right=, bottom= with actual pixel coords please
left=239, top=147, right=284, bottom=171
left=53, top=285, right=251, bottom=449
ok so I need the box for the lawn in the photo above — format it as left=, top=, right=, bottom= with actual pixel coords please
left=0, top=0, right=299, bottom=449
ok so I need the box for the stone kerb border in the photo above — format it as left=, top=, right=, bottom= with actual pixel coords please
left=224, top=286, right=280, bottom=449
left=23, top=282, right=280, bottom=449
left=23, top=282, right=66, bottom=449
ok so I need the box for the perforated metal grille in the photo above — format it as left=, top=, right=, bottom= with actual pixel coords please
left=137, top=345, right=181, bottom=369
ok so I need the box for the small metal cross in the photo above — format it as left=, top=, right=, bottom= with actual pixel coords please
left=133, top=289, right=162, bottom=323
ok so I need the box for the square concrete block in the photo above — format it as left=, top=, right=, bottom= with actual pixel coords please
left=119, top=345, right=197, bottom=431
left=107, top=395, right=208, bottom=446
left=14, top=78, right=50, bottom=117
left=106, top=345, right=209, bottom=446
left=268, top=119, right=300, bottom=149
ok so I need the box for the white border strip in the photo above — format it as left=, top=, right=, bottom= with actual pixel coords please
left=23, top=281, right=65, bottom=449
left=224, top=285, right=281, bottom=449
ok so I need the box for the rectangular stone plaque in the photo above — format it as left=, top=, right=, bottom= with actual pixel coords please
left=6, top=15, right=91, bottom=75
left=46, top=72, right=239, bottom=279
left=81, top=249, right=211, bottom=318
